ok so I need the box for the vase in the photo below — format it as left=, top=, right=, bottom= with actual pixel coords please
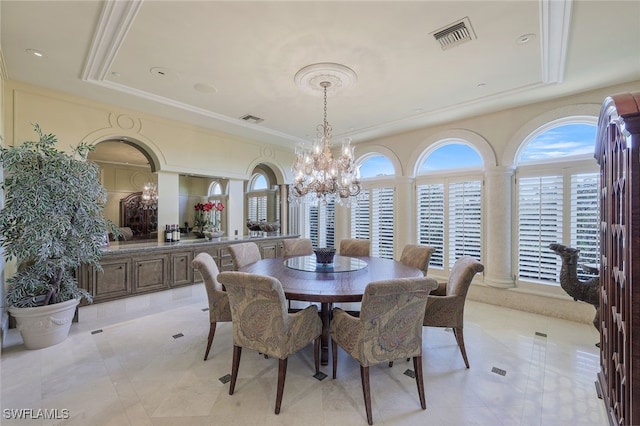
left=8, top=298, right=80, bottom=349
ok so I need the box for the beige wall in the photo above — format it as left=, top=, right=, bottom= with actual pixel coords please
left=3, top=77, right=640, bottom=327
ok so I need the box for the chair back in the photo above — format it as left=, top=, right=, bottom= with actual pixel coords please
left=283, top=238, right=313, bottom=256
left=217, top=271, right=289, bottom=354
left=357, top=276, right=437, bottom=364
left=399, top=244, right=435, bottom=275
left=191, top=252, right=231, bottom=322
left=228, top=242, right=261, bottom=269
left=339, top=238, right=371, bottom=256
left=446, top=256, right=484, bottom=297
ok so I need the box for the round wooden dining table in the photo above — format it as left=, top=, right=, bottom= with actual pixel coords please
left=239, top=255, right=423, bottom=365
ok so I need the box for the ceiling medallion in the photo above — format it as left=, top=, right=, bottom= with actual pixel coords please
left=294, top=63, right=358, bottom=95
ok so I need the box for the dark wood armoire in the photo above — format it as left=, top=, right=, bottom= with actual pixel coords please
left=594, top=92, right=640, bottom=426
left=119, top=192, right=158, bottom=239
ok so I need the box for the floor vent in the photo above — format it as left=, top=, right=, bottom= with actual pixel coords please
left=240, top=114, right=264, bottom=124
left=432, top=17, right=476, bottom=50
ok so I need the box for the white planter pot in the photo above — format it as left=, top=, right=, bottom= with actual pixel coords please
left=8, top=298, right=80, bottom=349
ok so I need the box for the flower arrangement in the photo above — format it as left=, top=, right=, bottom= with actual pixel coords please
left=193, top=201, right=224, bottom=232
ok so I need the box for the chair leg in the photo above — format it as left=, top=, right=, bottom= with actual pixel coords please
left=453, top=327, right=470, bottom=368
left=388, top=361, right=393, bottom=367
left=331, top=338, right=338, bottom=379
left=275, top=358, right=288, bottom=415
left=413, top=356, right=427, bottom=409
left=204, top=322, right=216, bottom=361
left=229, top=345, right=242, bottom=395
left=360, top=365, right=373, bottom=425
left=314, top=337, right=320, bottom=375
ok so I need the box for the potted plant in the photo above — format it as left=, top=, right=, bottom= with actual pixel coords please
left=0, top=124, right=119, bottom=349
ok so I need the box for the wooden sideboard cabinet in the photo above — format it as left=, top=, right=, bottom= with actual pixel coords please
left=594, top=92, right=640, bottom=426
left=79, top=235, right=296, bottom=304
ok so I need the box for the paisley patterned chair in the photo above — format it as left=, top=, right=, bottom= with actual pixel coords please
left=191, top=252, right=231, bottom=361
left=217, top=271, right=322, bottom=415
left=399, top=244, right=435, bottom=276
left=228, top=242, right=261, bottom=269
left=283, top=238, right=313, bottom=256
left=330, top=276, right=438, bottom=425
left=423, top=255, right=484, bottom=368
left=339, top=238, right=371, bottom=257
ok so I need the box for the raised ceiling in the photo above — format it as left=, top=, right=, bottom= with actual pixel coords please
left=1, top=1, right=639, bottom=148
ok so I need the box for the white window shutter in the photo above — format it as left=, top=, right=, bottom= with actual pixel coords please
left=448, top=180, right=482, bottom=266
left=570, top=172, right=600, bottom=279
left=371, top=187, right=395, bottom=259
left=518, top=175, right=563, bottom=281
left=416, top=183, right=445, bottom=268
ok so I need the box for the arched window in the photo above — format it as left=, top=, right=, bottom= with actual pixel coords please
left=415, top=142, right=483, bottom=270
left=515, top=121, right=598, bottom=284
left=350, top=154, right=396, bottom=259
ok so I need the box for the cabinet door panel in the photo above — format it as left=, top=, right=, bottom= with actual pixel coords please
left=171, top=251, right=193, bottom=287
left=93, top=259, right=131, bottom=302
left=134, top=256, right=168, bottom=292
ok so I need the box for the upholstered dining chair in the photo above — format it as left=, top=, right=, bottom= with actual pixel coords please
left=399, top=244, right=435, bottom=276
left=339, top=238, right=371, bottom=257
left=423, top=255, right=484, bottom=368
left=283, top=238, right=313, bottom=256
left=191, top=252, right=231, bottom=361
left=330, top=276, right=438, bottom=425
left=217, top=271, right=322, bottom=415
left=228, top=241, right=261, bottom=269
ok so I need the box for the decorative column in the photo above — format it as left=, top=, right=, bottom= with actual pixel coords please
left=227, top=179, right=245, bottom=237
left=483, top=166, right=515, bottom=287
left=156, top=171, right=180, bottom=242
left=394, top=176, right=414, bottom=259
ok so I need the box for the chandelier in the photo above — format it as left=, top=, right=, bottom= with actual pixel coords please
left=141, top=182, right=158, bottom=209
left=289, top=80, right=361, bottom=206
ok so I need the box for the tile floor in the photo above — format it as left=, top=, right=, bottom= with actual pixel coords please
left=1, top=284, right=607, bottom=425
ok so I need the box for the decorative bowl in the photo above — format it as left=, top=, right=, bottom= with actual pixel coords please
left=204, top=230, right=224, bottom=240
left=314, top=248, right=336, bottom=264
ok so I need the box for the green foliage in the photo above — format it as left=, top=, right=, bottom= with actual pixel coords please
left=0, top=124, right=119, bottom=307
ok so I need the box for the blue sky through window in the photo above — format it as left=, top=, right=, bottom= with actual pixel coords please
left=420, top=143, right=482, bottom=172
left=359, top=155, right=395, bottom=178
left=519, top=123, right=596, bottom=163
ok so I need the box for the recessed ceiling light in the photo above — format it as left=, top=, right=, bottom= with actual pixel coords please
left=149, top=67, right=178, bottom=79
left=25, top=49, right=45, bottom=57
left=111, top=71, right=121, bottom=78
left=517, top=34, right=536, bottom=45
left=414, top=108, right=424, bottom=114
left=477, top=82, right=486, bottom=87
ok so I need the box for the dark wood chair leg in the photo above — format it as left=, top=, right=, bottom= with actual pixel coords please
left=204, top=321, right=216, bottom=361
left=331, top=338, right=338, bottom=379
left=453, top=327, right=470, bottom=368
left=360, top=365, right=373, bottom=425
left=314, top=337, right=320, bottom=375
left=413, top=355, right=427, bottom=409
left=275, top=358, right=288, bottom=414
left=229, top=345, right=242, bottom=395
left=388, top=361, right=394, bottom=367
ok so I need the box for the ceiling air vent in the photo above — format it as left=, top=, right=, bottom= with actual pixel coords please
left=240, top=114, right=264, bottom=124
left=432, top=17, right=476, bottom=50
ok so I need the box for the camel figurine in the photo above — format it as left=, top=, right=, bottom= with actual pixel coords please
left=548, top=243, right=600, bottom=331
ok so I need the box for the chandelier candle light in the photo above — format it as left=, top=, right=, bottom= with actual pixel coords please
left=290, top=64, right=361, bottom=206
left=141, top=182, right=158, bottom=209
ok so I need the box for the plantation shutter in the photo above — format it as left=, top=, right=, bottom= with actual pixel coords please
left=518, top=175, right=563, bottom=281
left=448, top=180, right=482, bottom=266
left=416, top=183, right=445, bottom=268
left=351, top=189, right=370, bottom=240
left=306, top=201, right=335, bottom=248
left=570, top=172, right=600, bottom=278
left=371, top=187, right=394, bottom=259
